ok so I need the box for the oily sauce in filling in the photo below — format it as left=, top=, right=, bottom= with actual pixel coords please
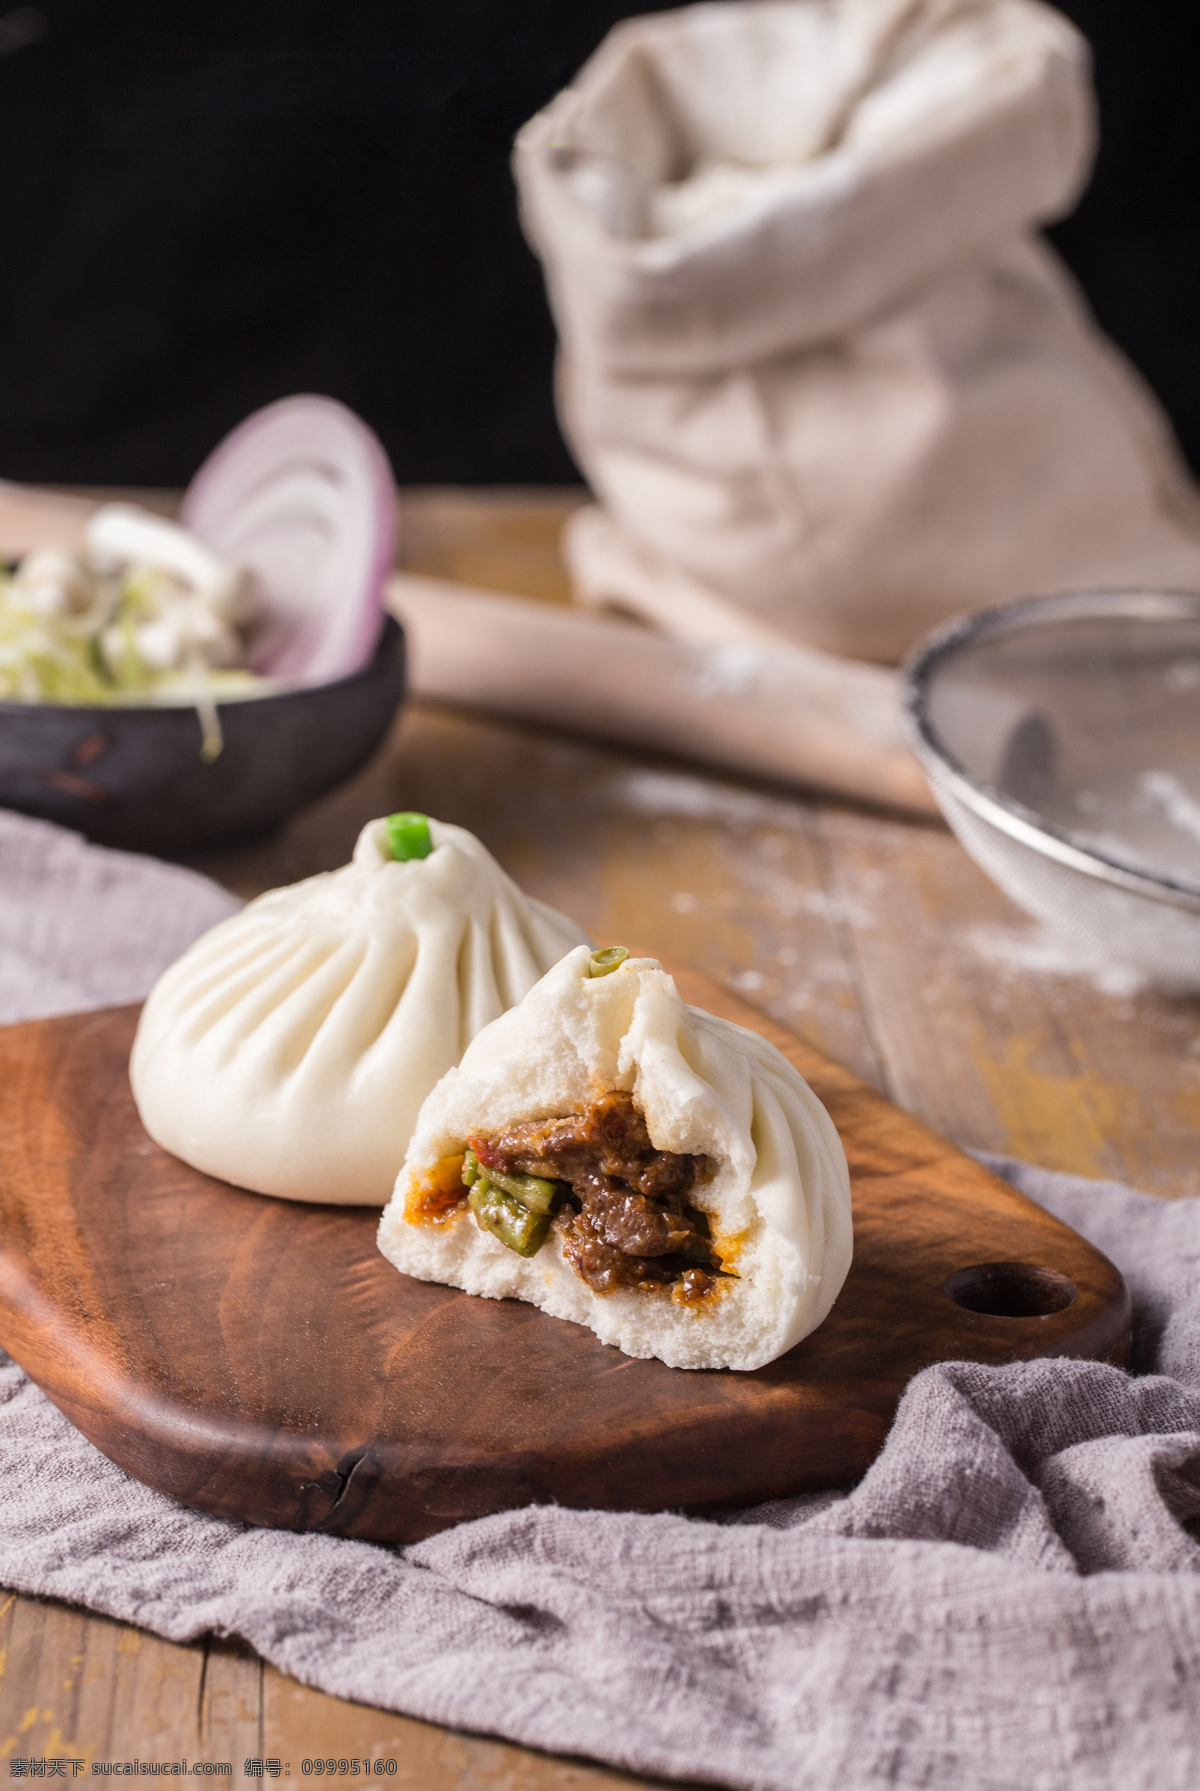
left=471, top=1091, right=722, bottom=1301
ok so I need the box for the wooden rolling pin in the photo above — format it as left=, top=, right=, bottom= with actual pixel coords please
left=0, top=479, right=93, bottom=553
left=0, top=477, right=934, bottom=815
left=388, top=573, right=937, bottom=816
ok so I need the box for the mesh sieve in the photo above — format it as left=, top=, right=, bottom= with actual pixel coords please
left=902, top=591, right=1200, bottom=994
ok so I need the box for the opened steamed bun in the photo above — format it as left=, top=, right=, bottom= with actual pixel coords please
left=130, top=817, right=591, bottom=1204
left=378, top=946, right=852, bottom=1370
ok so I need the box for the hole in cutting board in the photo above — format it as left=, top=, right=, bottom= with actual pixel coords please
left=943, top=1262, right=1077, bottom=1318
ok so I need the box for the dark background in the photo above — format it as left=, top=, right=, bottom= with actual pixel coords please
left=0, top=0, right=1196, bottom=487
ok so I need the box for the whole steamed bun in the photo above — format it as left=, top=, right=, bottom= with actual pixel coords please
left=130, top=817, right=591, bottom=1204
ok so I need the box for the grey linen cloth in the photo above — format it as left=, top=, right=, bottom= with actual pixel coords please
left=2, top=811, right=1199, bottom=1789
left=0, top=810, right=240, bottom=1022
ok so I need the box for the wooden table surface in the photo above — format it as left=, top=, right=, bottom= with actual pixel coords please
left=3, top=489, right=1196, bottom=1784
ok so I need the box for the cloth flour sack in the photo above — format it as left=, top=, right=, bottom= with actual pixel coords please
left=515, top=0, right=1200, bottom=664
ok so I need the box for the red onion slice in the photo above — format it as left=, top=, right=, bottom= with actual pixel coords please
left=181, top=394, right=397, bottom=685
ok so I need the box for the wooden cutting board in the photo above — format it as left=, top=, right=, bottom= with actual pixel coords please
left=0, top=963, right=1130, bottom=1542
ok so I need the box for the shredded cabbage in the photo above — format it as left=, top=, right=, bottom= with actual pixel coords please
left=0, top=507, right=264, bottom=739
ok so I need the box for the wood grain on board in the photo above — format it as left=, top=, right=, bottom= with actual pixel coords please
left=0, top=972, right=1128, bottom=1543
left=1, top=486, right=1191, bottom=1785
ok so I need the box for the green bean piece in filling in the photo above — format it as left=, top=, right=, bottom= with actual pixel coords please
left=468, top=1180, right=551, bottom=1257
left=587, top=945, right=629, bottom=977
left=480, top=1164, right=565, bottom=1215
left=462, top=1148, right=565, bottom=1217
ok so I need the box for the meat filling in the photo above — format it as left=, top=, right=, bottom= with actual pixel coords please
left=471, top=1091, right=721, bottom=1299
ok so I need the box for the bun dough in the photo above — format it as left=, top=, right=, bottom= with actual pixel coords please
left=129, top=818, right=591, bottom=1204
left=378, top=947, right=852, bottom=1370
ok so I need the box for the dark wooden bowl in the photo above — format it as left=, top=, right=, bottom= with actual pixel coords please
left=0, top=614, right=405, bottom=853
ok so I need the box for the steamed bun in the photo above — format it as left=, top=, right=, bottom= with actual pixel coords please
left=378, top=946, right=852, bottom=1370
left=130, top=817, right=591, bottom=1204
